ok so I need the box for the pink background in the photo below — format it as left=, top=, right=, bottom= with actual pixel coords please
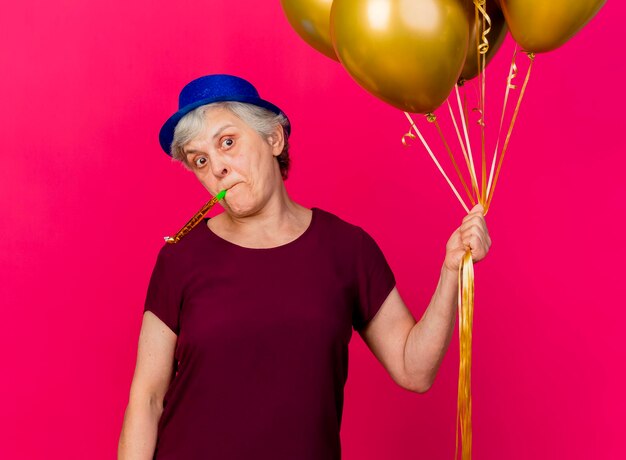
left=1, top=1, right=623, bottom=459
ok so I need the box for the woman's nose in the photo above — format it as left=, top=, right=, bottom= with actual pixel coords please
left=207, top=153, right=229, bottom=177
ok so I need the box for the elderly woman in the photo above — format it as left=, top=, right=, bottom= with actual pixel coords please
left=118, top=74, right=491, bottom=460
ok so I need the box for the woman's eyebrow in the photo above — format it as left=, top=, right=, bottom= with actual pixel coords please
left=211, top=124, right=236, bottom=139
left=184, top=124, right=237, bottom=155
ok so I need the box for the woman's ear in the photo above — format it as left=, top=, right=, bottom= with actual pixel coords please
left=269, top=125, right=285, bottom=156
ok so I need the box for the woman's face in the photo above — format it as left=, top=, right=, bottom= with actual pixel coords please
left=182, top=106, right=284, bottom=217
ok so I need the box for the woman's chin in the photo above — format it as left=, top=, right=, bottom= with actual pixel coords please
left=224, top=197, right=254, bottom=216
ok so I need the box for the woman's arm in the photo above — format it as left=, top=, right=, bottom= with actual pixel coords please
left=358, top=266, right=461, bottom=393
left=359, top=204, right=490, bottom=392
left=118, top=397, right=162, bottom=460
left=403, top=204, right=491, bottom=391
left=402, top=265, right=459, bottom=391
left=118, top=312, right=177, bottom=460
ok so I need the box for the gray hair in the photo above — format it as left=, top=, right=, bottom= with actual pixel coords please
left=170, top=101, right=291, bottom=179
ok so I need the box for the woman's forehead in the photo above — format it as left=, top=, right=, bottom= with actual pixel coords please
left=184, top=124, right=232, bottom=149
left=204, top=105, right=240, bottom=124
left=205, top=106, right=241, bottom=128
left=183, top=108, right=245, bottom=151
left=205, top=107, right=248, bottom=131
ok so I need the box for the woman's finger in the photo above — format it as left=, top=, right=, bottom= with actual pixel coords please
left=462, top=211, right=483, bottom=223
left=460, top=222, right=487, bottom=244
left=461, top=216, right=488, bottom=237
left=460, top=217, right=490, bottom=245
left=468, top=203, right=485, bottom=214
left=461, top=229, right=488, bottom=258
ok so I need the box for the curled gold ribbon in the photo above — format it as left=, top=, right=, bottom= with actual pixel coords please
left=465, top=81, right=485, bottom=128
left=508, top=56, right=519, bottom=91
left=473, top=0, right=491, bottom=56
left=473, top=0, right=491, bottom=202
left=472, top=107, right=485, bottom=128
left=455, top=249, right=474, bottom=460
left=401, top=128, right=416, bottom=147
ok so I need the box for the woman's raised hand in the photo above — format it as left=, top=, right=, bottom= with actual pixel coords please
left=443, top=204, right=492, bottom=274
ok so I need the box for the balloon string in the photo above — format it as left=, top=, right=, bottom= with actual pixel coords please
left=455, top=249, right=474, bottom=460
left=473, top=0, right=491, bottom=203
left=480, top=2, right=489, bottom=202
left=432, top=118, right=476, bottom=206
left=460, top=87, right=478, bottom=186
left=463, top=91, right=471, bottom=132
left=474, top=0, right=491, bottom=56
left=486, top=45, right=519, bottom=202
left=402, top=112, right=470, bottom=213
left=446, top=99, right=480, bottom=204
left=485, top=52, right=535, bottom=211
left=455, top=86, right=480, bottom=202
left=473, top=4, right=483, bottom=129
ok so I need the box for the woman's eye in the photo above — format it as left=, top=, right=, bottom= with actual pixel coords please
left=195, top=157, right=207, bottom=167
left=222, top=138, right=234, bottom=148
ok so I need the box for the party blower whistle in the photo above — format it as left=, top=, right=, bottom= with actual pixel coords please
left=164, top=189, right=227, bottom=244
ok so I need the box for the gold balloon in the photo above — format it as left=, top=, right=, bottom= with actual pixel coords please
left=281, top=0, right=339, bottom=61
left=460, top=0, right=507, bottom=82
left=499, top=0, right=606, bottom=53
left=330, top=0, right=470, bottom=114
